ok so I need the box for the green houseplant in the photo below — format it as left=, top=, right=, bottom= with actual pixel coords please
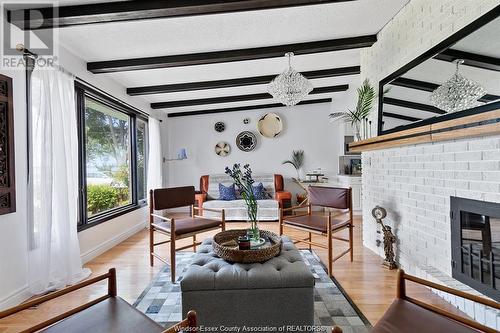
left=329, top=79, right=376, bottom=141
left=282, top=150, right=305, bottom=180
left=225, top=163, right=259, bottom=240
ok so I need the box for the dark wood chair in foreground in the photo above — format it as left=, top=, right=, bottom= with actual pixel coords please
left=0, top=268, right=198, bottom=333
left=372, top=269, right=500, bottom=333
left=150, top=186, right=225, bottom=282
left=279, top=186, right=353, bottom=276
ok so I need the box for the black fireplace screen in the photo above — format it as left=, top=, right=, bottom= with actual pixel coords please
left=451, top=197, right=500, bottom=301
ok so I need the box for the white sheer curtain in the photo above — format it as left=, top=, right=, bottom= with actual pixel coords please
left=28, top=67, right=91, bottom=295
left=147, top=117, right=163, bottom=195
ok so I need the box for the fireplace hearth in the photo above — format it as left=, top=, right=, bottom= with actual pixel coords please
left=451, top=197, right=500, bottom=301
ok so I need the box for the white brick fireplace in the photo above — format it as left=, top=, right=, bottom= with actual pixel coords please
left=361, top=134, right=500, bottom=328
left=358, top=1, right=500, bottom=328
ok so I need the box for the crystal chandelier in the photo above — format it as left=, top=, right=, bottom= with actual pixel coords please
left=268, top=52, right=313, bottom=106
left=429, top=59, right=486, bottom=113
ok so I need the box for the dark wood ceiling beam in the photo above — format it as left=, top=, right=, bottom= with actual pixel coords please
left=87, top=36, right=376, bottom=73
left=390, top=77, right=500, bottom=103
left=9, top=0, right=356, bottom=30
left=382, top=112, right=422, bottom=122
left=383, top=97, right=446, bottom=115
left=167, top=98, right=332, bottom=117
left=151, top=84, right=348, bottom=109
left=127, top=66, right=360, bottom=96
left=390, top=77, right=438, bottom=92
left=434, top=49, right=500, bottom=72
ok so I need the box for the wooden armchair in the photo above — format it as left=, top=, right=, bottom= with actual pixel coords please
left=150, top=186, right=225, bottom=283
left=372, top=269, right=500, bottom=333
left=163, top=310, right=197, bottom=333
left=279, top=186, right=353, bottom=276
left=0, top=269, right=172, bottom=333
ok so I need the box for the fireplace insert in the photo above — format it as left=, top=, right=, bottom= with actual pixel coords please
left=451, top=197, right=500, bottom=301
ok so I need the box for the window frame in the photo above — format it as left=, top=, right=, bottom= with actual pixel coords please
left=136, top=118, right=149, bottom=206
left=75, top=82, right=148, bottom=232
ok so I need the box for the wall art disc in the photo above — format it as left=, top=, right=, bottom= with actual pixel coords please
left=214, top=121, right=225, bottom=132
left=235, top=131, right=257, bottom=152
left=258, top=113, right=282, bottom=138
left=215, top=142, right=231, bottom=157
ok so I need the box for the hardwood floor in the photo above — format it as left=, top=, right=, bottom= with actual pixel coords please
left=0, top=215, right=462, bottom=332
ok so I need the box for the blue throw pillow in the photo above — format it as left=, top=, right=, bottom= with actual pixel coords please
left=219, top=183, right=237, bottom=201
left=252, top=183, right=269, bottom=200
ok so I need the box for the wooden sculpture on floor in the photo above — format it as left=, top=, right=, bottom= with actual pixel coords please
left=372, top=206, right=397, bottom=270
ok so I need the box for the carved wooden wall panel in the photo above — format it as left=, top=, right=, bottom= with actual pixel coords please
left=0, top=74, right=15, bottom=215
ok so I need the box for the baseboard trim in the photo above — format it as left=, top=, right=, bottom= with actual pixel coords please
left=80, top=220, right=147, bottom=264
left=0, top=286, right=30, bottom=311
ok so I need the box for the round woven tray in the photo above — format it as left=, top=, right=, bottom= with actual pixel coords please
left=212, top=229, right=282, bottom=263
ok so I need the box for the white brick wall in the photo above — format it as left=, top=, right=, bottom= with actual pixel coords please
left=362, top=135, right=500, bottom=329
left=359, top=0, right=500, bottom=328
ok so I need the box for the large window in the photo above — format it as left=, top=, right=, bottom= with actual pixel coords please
left=76, top=83, right=148, bottom=230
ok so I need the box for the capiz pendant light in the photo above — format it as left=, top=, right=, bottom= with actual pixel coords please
left=430, top=59, right=487, bottom=113
left=268, top=52, right=313, bottom=107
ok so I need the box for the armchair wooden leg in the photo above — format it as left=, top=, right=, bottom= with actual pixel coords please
left=327, top=234, right=333, bottom=276
left=327, top=215, right=333, bottom=276
left=149, top=191, right=155, bottom=267
left=170, top=236, right=176, bottom=283
left=193, top=235, right=197, bottom=252
left=308, top=232, right=312, bottom=250
left=149, top=227, right=154, bottom=267
left=349, top=224, right=354, bottom=262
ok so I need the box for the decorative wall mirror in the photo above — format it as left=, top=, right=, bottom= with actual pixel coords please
left=378, top=8, right=500, bottom=135
left=0, top=74, right=16, bottom=215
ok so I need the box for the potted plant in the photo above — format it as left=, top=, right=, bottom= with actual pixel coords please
left=329, top=79, right=376, bottom=141
left=282, top=150, right=305, bottom=180
left=225, top=164, right=259, bottom=241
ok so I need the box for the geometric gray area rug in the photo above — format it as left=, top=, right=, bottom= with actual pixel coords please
left=134, top=250, right=371, bottom=333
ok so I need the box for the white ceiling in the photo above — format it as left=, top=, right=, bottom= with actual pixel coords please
left=37, top=0, right=410, bottom=114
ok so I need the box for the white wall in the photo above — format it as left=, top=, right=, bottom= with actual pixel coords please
left=165, top=92, right=356, bottom=197
left=0, top=22, right=158, bottom=308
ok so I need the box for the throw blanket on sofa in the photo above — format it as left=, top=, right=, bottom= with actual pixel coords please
left=207, top=174, right=275, bottom=200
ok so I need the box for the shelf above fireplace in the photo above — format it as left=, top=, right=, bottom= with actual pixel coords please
left=348, top=106, right=500, bottom=153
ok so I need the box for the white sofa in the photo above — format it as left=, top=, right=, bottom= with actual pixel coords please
left=199, top=174, right=280, bottom=221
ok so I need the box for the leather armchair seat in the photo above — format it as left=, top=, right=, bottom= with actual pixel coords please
left=372, top=298, right=481, bottom=333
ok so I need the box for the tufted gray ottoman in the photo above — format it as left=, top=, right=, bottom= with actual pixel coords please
left=181, top=236, right=314, bottom=332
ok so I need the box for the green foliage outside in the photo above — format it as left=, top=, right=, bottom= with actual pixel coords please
left=87, top=184, right=130, bottom=216
left=85, top=98, right=132, bottom=216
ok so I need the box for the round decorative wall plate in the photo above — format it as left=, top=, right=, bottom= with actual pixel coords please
left=215, top=142, right=231, bottom=157
left=214, top=121, right=225, bottom=132
left=236, top=131, right=257, bottom=152
left=258, top=113, right=282, bottom=138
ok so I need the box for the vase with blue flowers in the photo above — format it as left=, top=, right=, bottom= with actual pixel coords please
left=225, top=163, right=260, bottom=241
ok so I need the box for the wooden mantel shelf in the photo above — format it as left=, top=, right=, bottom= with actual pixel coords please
left=349, top=108, right=500, bottom=153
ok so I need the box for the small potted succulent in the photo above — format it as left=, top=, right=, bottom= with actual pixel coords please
left=225, top=164, right=259, bottom=241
